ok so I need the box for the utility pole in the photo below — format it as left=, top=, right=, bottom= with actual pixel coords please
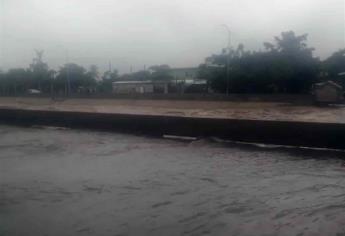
left=0, top=0, right=5, bottom=73
left=50, top=71, right=55, bottom=100
left=66, top=50, right=71, bottom=96
left=221, top=24, right=231, bottom=96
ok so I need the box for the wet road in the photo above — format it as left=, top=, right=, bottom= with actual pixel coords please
left=1, top=125, right=345, bottom=236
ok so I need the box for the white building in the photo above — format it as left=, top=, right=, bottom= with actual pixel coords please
left=112, top=81, right=169, bottom=94
left=112, top=81, right=154, bottom=94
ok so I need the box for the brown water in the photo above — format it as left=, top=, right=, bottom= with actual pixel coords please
left=1, top=97, right=345, bottom=123
left=1, top=125, right=345, bottom=236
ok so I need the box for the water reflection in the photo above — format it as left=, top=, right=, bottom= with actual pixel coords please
left=1, top=125, right=345, bottom=236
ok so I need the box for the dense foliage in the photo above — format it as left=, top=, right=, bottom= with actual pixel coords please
left=199, top=31, right=344, bottom=94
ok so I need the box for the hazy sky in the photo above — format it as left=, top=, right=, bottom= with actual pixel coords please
left=1, top=0, right=344, bottom=74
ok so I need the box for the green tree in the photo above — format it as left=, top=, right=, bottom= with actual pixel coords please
left=0, top=70, right=7, bottom=95
left=149, top=65, right=173, bottom=81
left=30, top=50, right=51, bottom=92
left=5, top=68, right=31, bottom=95
left=201, top=31, right=319, bottom=94
left=119, top=70, right=151, bottom=81
left=87, top=65, right=99, bottom=80
left=323, top=49, right=345, bottom=77
left=98, top=69, right=119, bottom=93
left=55, top=63, right=96, bottom=94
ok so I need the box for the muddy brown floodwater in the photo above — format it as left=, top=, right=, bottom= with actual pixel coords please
left=2, top=97, right=345, bottom=123
left=1, top=125, right=345, bottom=236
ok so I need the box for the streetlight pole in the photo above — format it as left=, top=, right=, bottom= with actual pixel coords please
left=66, top=49, right=71, bottom=97
left=221, top=24, right=231, bottom=96
left=0, top=0, right=5, bottom=73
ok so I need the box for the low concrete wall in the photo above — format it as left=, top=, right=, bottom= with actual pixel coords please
left=1, top=108, right=345, bottom=149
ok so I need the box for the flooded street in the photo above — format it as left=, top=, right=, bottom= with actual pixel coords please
left=1, top=125, right=345, bottom=236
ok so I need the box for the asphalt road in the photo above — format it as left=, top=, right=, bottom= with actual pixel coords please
left=1, top=125, right=345, bottom=236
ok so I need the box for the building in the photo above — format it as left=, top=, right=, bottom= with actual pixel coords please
left=205, top=56, right=225, bottom=68
left=169, top=67, right=198, bottom=82
left=112, top=67, right=207, bottom=94
left=169, top=67, right=208, bottom=93
left=184, top=79, right=208, bottom=93
left=112, top=81, right=169, bottom=94
left=312, top=81, right=343, bottom=104
left=112, top=81, right=154, bottom=94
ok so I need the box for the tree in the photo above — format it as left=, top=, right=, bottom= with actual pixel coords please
left=98, top=69, right=119, bottom=93
left=30, top=50, right=51, bottom=92
left=149, top=65, right=173, bottom=81
left=0, top=70, right=7, bottom=95
left=323, top=49, right=345, bottom=77
left=275, top=31, right=313, bottom=56
left=201, top=31, right=319, bottom=94
left=87, top=65, right=99, bottom=81
left=102, top=69, right=119, bottom=81
left=5, top=68, right=31, bottom=95
left=119, top=70, right=151, bottom=81
left=55, top=63, right=96, bottom=94
left=263, top=42, right=275, bottom=52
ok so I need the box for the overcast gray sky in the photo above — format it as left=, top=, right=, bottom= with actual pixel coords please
left=1, top=0, right=344, bottom=74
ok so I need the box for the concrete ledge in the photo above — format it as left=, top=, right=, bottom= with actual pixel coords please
left=1, top=108, right=345, bottom=149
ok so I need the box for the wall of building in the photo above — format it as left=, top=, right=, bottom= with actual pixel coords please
left=113, top=83, right=154, bottom=94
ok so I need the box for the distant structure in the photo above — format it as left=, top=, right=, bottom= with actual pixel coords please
left=113, top=81, right=154, bottom=94
left=112, top=67, right=207, bottom=94
left=312, top=81, right=343, bottom=104
left=112, top=81, right=168, bottom=94
left=169, top=67, right=207, bottom=93
left=205, top=56, right=224, bottom=68
left=169, top=67, right=198, bottom=82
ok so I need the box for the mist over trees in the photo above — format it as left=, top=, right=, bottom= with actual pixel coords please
left=0, top=30, right=344, bottom=96
left=0, top=52, right=101, bottom=96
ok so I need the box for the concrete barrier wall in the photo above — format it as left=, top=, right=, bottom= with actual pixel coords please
left=0, top=108, right=344, bottom=149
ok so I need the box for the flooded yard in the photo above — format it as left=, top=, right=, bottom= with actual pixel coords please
left=1, top=125, right=345, bottom=236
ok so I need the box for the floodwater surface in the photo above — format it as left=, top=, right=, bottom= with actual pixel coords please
left=1, top=125, right=345, bottom=236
